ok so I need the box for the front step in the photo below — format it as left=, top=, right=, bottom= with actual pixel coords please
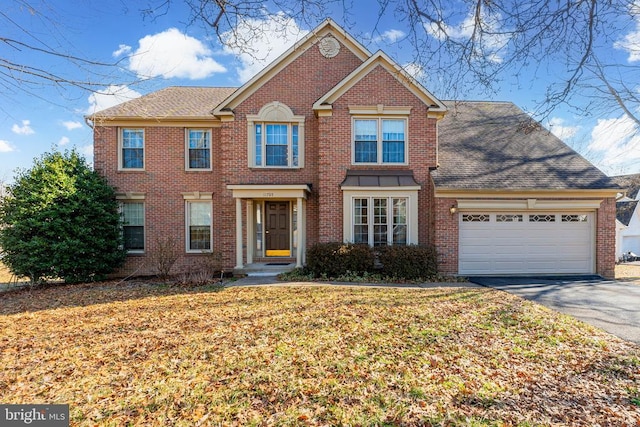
left=235, top=262, right=296, bottom=277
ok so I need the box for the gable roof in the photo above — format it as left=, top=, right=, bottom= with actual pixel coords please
left=617, top=200, right=638, bottom=226
left=213, top=18, right=371, bottom=116
left=88, top=87, right=236, bottom=121
left=313, top=50, right=446, bottom=115
left=432, top=101, right=619, bottom=192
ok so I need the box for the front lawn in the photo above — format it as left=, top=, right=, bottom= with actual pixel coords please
left=0, top=282, right=638, bottom=426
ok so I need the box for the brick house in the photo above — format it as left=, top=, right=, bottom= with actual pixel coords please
left=89, top=19, right=619, bottom=278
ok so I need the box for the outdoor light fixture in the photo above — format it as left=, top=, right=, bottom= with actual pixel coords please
left=449, top=205, right=458, bottom=215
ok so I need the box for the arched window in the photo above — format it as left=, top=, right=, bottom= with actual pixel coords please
left=247, top=102, right=305, bottom=168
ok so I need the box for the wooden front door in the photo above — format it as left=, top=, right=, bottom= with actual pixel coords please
left=265, top=201, right=290, bottom=256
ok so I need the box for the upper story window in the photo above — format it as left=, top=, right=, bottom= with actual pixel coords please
left=353, top=118, right=406, bottom=164
left=120, top=128, right=144, bottom=170
left=247, top=102, right=305, bottom=168
left=186, top=129, right=212, bottom=170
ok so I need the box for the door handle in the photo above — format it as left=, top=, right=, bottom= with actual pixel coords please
left=265, top=230, right=270, bottom=234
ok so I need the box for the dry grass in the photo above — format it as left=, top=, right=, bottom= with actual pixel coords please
left=0, top=282, right=638, bottom=426
left=616, top=263, right=640, bottom=281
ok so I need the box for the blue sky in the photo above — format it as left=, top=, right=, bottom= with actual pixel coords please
left=1, top=0, right=640, bottom=184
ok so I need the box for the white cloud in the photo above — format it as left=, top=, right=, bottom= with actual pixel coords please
left=62, top=121, right=82, bottom=131
left=113, top=44, right=132, bottom=58
left=86, top=85, right=142, bottom=114
left=58, top=136, right=70, bottom=146
left=222, top=13, right=308, bottom=83
left=374, top=29, right=405, bottom=44
left=614, top=2, right=640, bottom=62
left=402, top=62, right=426, bottom=81
left=0, top=140, right=15, bottom=152
left=426, top=11, right=508, bottom=63
left=11, top=120, right=34, bottom=135
left=548, top=117, right=580, bottom=141
left=127, top=28, right=226, bottom=79
left=587, top=114, right=640, bottom=172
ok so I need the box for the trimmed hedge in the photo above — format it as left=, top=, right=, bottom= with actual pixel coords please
left=377, top=244, right=438, bottom=280
left=306, top=242, right=439, bottom=280
left=306, top=242, right=374, bottom=278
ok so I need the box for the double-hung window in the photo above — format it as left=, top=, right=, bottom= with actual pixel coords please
left=255, top=123, right=299, bottom=167
left=352, top=197, right=407, bottom=246
left=186, top=201, right=212, bottom=252
left=121, top=128, right=144, bottom=169
left=353, top=118, right=406, bottom=164
left=120, top=201, right=145, bottom=252
left=248, top=102, right=305, bottom=168
left=186, top=129, right=211, bottom=170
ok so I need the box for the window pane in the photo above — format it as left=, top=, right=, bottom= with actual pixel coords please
left=266, top=124, right=288, bottom=145
left=265, top=124, right=288, bottom=166
left=255, top=124, right=262, bottom=166
left=122, top=202, right=144, bottom=251
left=122, top=129, right=144, bottom=169
left=188, top=130, right=211, bottom=169
left=190, top=202, right=211, bottom=226
left=266, top=145, right=288, bottom=166
left=124, top=226, right=144, bottom=250
left=382, top=120, right=405, bottom=163
left=373, top=198, right=388, bottom=246
left=353, top=198, right=368, bottom=244
left=190, top=226, right=211, bottom=250
left=292, top=125, right=299, bottom=167
left=393, top=198, right=407, bottom=244
left=354, top=120, right=377, bottom=163
left=188, top=202, right=211, bottom=251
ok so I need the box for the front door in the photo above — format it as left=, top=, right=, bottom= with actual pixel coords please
left=265, top=201, right=290, bottom=256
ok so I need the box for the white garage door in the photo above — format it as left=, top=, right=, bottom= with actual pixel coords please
left=459, top=212, right=594, bottom=275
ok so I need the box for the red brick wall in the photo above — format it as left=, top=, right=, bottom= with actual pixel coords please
left=433, top=197, right=459, bottom=274
left=596, top=197, right=616, bottom=278
left=94, top=125, right=227, bottom=276
left=317, top=65, right=439, bottom=243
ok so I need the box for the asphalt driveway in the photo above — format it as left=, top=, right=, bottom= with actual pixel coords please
left=469, top=276, right=640, bottom=344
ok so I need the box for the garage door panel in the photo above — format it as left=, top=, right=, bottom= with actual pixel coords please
left=459, top=212, right=594, bottom=275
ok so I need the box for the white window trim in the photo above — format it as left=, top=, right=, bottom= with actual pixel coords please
left=185, top=128, right=213, bottom=171
left=118, top=128, right=145, bottom=171
left=247, top=101, right=305, bottom=168
left=183, top=192, right=213, bottom=253
left=342, top=189, right=419, bottom=246
left=351, top=116, right=408, bottom=166
left=116, top=193, right=146, bottom=254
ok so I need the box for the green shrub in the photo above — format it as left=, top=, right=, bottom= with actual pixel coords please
left=0, top=149, right=127, bottom=284
left=377, top=245, right=438, bottom=280
left=306, top=242, right=375, bottom=278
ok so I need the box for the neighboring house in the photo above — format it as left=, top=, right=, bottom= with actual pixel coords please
left=88, top=19, right=619, bottom=278
left=612, top=173, right=640, bottom=260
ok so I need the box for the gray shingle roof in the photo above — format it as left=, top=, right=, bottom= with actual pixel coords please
left=617, top=200, right=638, bottom=225
left=611, top=173, right=640, bottom=199
left=432, top=101, right=619, bottom=191
left=88, top=86, right=237, bottom=119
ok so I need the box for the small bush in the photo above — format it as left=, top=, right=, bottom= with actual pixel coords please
left=306, top=242, right=374, bottom=278
left=377, top=245, right=438, bottom=280
left=148, top=236, right=180, bottom=279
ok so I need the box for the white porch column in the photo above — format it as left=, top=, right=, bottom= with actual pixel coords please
left=296, top=197, right=303, bottom=268
left=246, top=200, right=254, bottom=265
left=235, top=198, right=243, bottom=269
